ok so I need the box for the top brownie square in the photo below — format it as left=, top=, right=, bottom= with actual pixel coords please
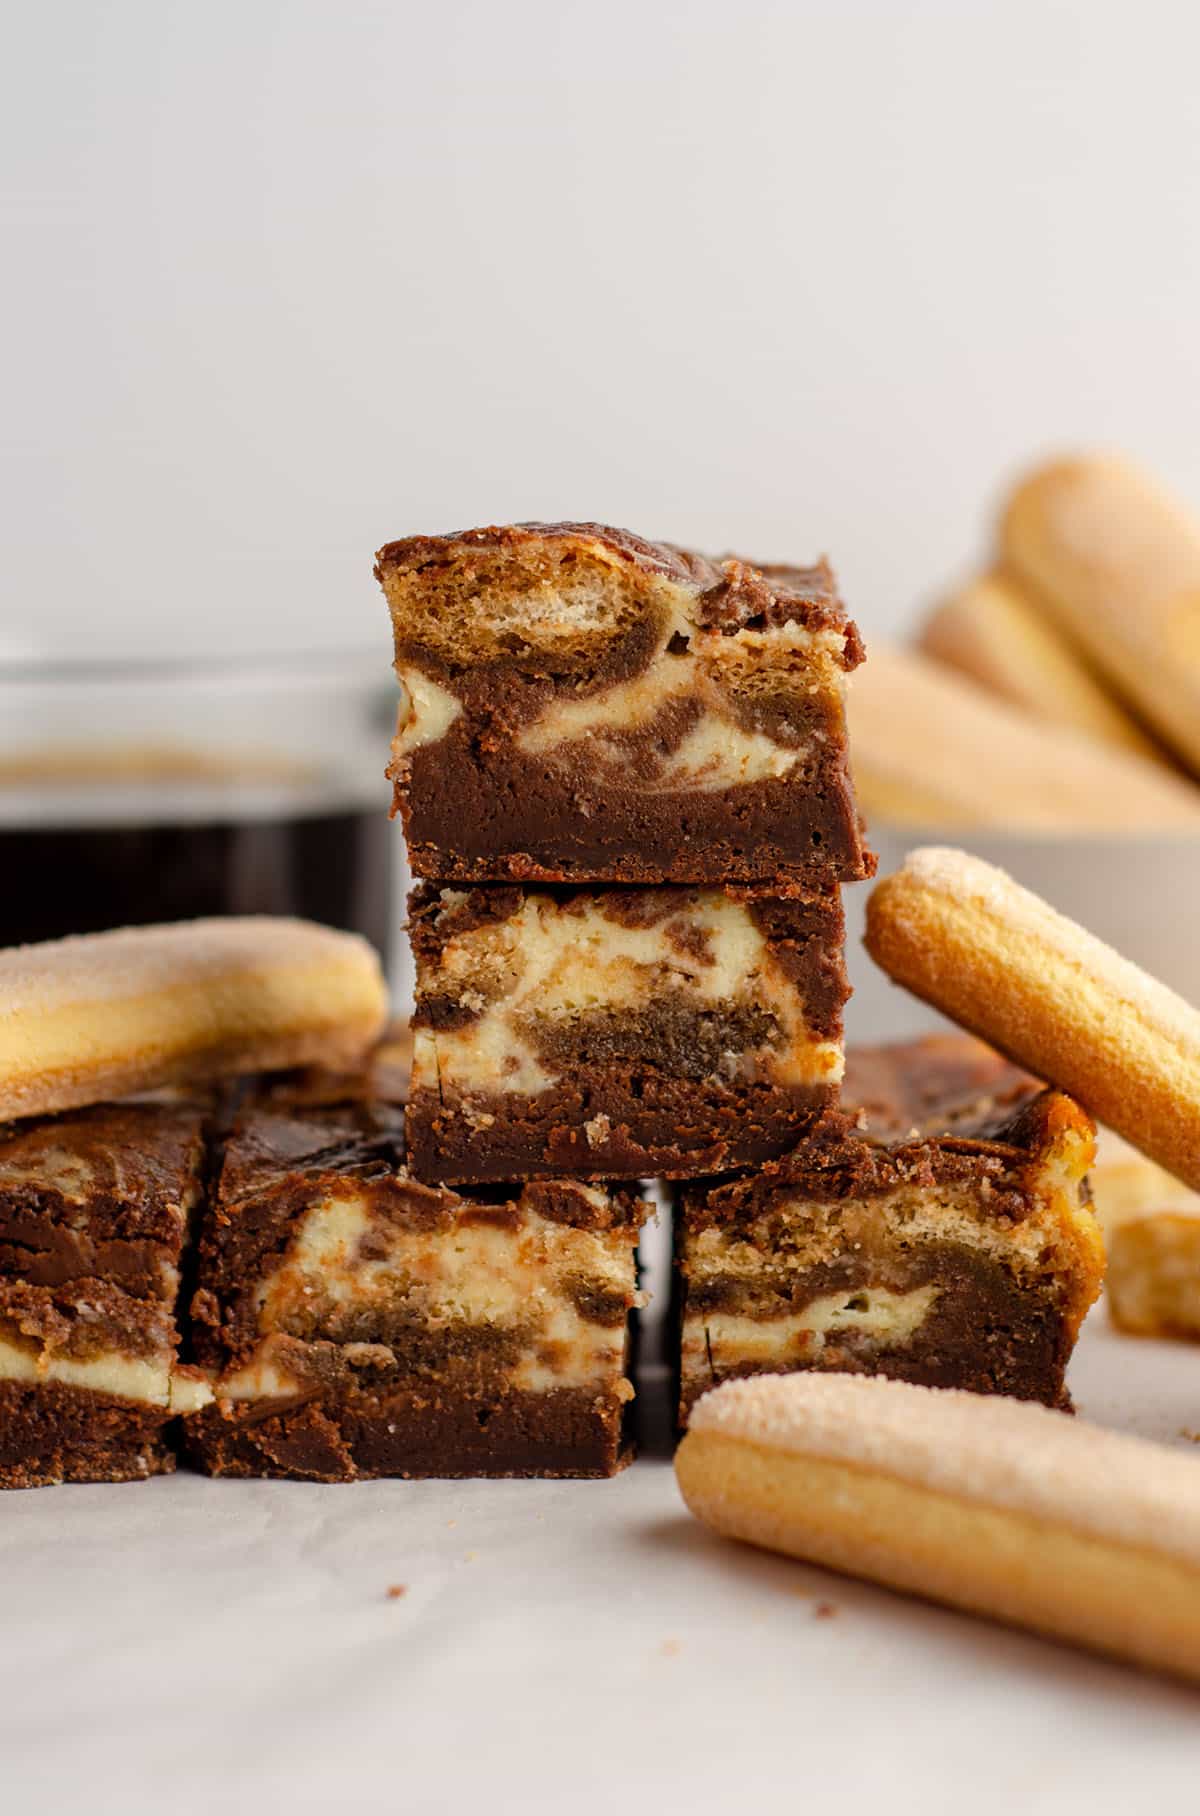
left=375, top=522, right=873, bottom=885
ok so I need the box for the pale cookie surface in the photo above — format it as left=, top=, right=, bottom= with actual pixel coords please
left=918, top=570, right=1165, bottom=762
left=1091, top=1132, right=1200, bottom=1340
left=1001, top=455, right=1200, bottom=775
left=0, top=917, right=388, bottom=1122
left=864, top=846, right=1200, bottom=1192
left=846, top=646, right=1200, bottom=832
left=676, top=1372, right=1200, bottom=1682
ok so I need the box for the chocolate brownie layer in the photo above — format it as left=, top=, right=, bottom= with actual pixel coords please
left=0, top=1101, right=213, bottom=1484
left=675, top=1036, right=1105, bottom=1421
left=190, top=1096, right=647, bottom=1479
left=412, top=1077, right=833, bottom=1187
left=376, top=522, right=873, bottom=885
left=0, top=1379, right=175, bottom=1488
left=408, top=882, right=847, bottom=1184
left=188, top=1378, right=629, bottom=1481
left=0, top=1102, right=207, bottom=1298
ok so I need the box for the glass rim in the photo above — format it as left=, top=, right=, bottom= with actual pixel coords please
left=0, top=642, right=389, bottom=686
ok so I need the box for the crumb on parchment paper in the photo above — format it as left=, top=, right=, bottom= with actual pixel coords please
left=386, top=1584, right=407, bottom=1600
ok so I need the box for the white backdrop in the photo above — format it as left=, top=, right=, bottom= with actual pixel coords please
left=5, top=0, right=1200, bottom=664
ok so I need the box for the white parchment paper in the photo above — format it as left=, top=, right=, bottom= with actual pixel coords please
left=3, top=1310, right=1199, bottom=1816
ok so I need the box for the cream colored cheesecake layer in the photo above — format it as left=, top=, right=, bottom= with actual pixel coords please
left=414, top=891, right=842, bottom=1096
left=240, top=1184, right=640, bottom=1395
left=515, top=620, right=847, bottom=792
left=392, top=670, right=463, bottom=758
left=681, top=1285, right=939, bottom=1377
left=217, top=1342, right=308, bottom=1403
left=518, top=665, right=803, bottom=789
left=0, top=1334, right=211, bottom=1413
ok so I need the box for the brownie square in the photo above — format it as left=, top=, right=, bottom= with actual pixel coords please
left=187, top=1095, right=649, bottom=1480
left=0, top=1101, right=212, bottom=1486
left=406, top=881, right=849, bottom=1185
left=376, top=521, right=873, bottom=886
left=674, top=1036, right=1105, bottom=1422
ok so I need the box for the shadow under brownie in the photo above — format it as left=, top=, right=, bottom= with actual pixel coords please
left=674, top=1036, right=1104, bottom=1422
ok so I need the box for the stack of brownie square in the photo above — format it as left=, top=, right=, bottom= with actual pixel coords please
left=380, top=522, right=1105, bottom=1442
left=376, top=522, right=873, bottom=1464
left=0, top=521, right=1106, bottom=1491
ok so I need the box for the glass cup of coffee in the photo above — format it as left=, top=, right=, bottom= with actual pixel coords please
left=0, top=650, right=404, bottom=983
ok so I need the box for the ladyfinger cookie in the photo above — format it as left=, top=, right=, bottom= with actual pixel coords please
left=1000, top=455, right=1200, bottom=775
left=846, top=646, right=1200, bottom=833
left=676, top=1372, right=1200, bottom=1682
left=919, top=570, right=1166, bottom=763
left=0, top=918, right=388, bottom=1122
left=864, top=847, right=1200, bottom=1193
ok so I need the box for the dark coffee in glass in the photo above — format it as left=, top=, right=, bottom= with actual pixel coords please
left=0, top=654, right=401, bottom=973
left=0, top=808, right=392, bottom=957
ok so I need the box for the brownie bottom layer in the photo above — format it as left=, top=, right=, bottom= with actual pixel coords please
left=186, top=1383, right=631, bottom=1481
left=401, top=731, right=872, bottom=887
left=676, top=1245, right=1077, bottom=1424
left=0, top=1381, right=175, bottom=1489
left=407, top=1076, right=834, bottom=1185
left=678, top=1343, right=1074, bottom=1426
